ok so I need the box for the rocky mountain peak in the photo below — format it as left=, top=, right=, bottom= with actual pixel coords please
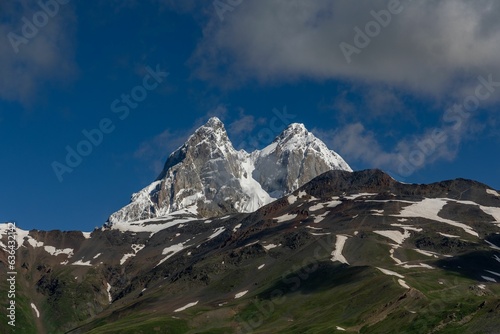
left=187, top=116, right=231, bottom=149
left=107, top=117, right=352, bottom=225
left=276, top=122, right=308, bottom=141
left=204, top=116, right=224, bottom=129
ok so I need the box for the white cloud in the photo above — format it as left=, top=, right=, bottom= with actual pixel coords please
left=315, top=114, right=486, bottom=179
left=188, top=0, right=500, bottom=95
left=0, top=1, right=77, bottom=105
left=316, top=123, right=398, bottom=169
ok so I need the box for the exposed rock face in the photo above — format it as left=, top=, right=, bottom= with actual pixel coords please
left=107, top=117, right=351, bottom=225
left=252, top=123, right=352, bottom=197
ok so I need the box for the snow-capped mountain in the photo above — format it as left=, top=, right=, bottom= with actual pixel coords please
left=107, top=117, right=351, bottom=225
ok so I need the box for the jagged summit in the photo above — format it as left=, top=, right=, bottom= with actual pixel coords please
left=107, top=117, right=351, bottom=225
left=204, top=116, right=224, bottom=128
left=157, top=117, right=233, bottom=180
left=191, top=116, right=228, bottom=143
left=276, top=122, right=307, bottom=139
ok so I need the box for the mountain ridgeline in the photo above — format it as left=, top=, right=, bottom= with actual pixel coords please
left=1, top=119, right=500, bottom=334
left=107, top=117, right=351, bottom=225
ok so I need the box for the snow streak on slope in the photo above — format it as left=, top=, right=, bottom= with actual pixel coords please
left=393, top=198, right=479, bottom=237
left=174, top=301, right=198, bottom=312
left=235, top=154, right=275, bottom=212
left=487, top=189, right=500, bottom=197
left=235, top=290, right=248, bottom=299
left=374, top=230, right=410, bottom=245
left=376, top=267, right=405, bottom=278
left=31, top=303, right=40, bottom=318
left=331, top=235, right=350, bottom=264
left=156, top=242, right=191, bottom=267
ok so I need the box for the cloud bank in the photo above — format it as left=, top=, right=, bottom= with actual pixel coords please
left=190, top=0, right=500, bottom=95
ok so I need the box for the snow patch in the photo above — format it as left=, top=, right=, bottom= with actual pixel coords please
left=298, top=190, right=307, bottom=198
left=482, top=276, right=497, bottom=283
left=26, top=237, right=43, bottom=248
left=485, top=240, right=500, bottom=251
left=376, top=267, right=405, bottom=278
left=414, top=249, right=439, bottom=258
left=275, top=214, right=297, bottom=223
left=487, top=189, right=500, bottom=197
left=107, top=283, right=112, bottom=303
left=120, top=253, right=135, bottom=265
left=30, top=303, right=40, bottom=318
left=174, top=301, right=198, bottom=312
left=331, top=235, right=350, bottom=265
left=132, top=244, right=145, bottom=253
left=208, top=227, right=226, bottom=240
left=393, top=198, right=479, bottom=237
left=344, top=193, right=378, bottom=200
left=236, top=157, right=275, bottom=212
left=400, top=263, right=434, bottom=269
left=305, top=226, right=323, bottom=230
left=263, top=243, right=278, bottom=250
left=43, top=246, right=74, bottom=257
left=310, top=232, right=331, bottom=236
left=390, top=224, right=422, bottom=232
left=374, top=230, right=410, bottom=245
left=309, top=203, right=326, bottom=211
left=156, top=242, right=190, bottom=267
left=110, top=214, right=197, bottom=235
left=326, top=200, right=342, bottom=208
left=485, top=270, right=500, bottom=277
left=243, top=240, right=260, bottom=247
left=71, top=259, right=92, bottom=266
left=314, top=211, right=329, bottom=223
left=120, top=244, right=146, bottom=265
left=398, top=279, right=410, bottom=289
left=287, top=194, right=297, bottom=205
left=235, top=290, right=248, bottom=299
left=438, top=232, right=460, bottom=238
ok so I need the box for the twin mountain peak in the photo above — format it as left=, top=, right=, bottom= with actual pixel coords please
left=107, top=117, right=351, bottom=225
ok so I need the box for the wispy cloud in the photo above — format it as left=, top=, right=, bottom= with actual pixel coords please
left=0, top=1, right=77, bottom=105
left=315, top=111, right=486, bottom=179
left=315, top=123, right=398, bottom=169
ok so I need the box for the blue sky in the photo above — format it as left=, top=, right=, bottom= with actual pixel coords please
left=1, top=0, right=500, bottom=231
